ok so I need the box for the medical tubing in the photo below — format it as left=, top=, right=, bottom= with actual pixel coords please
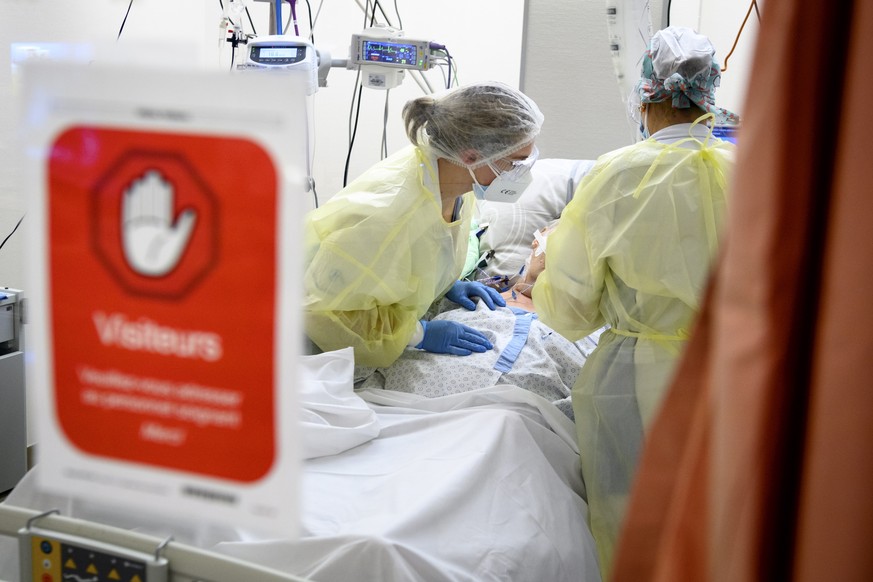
left=430, top=43, right=452, bottom=88
left=410, top=71, right=431, bottom=95
left=382, top=89, right=391, bottom=159
left=416, top=70, right=435, bottom=94
left=288, top=0, right=299, bottom=37
left=274, top=0, right=283, bottom=34
left=303, top=83, right=317, bottom=206
left=393, top=0, right=403, bottom=29
left=310, top=0, right=325, bottom=41
left=722, top=0, right=759, bottom=72
left=283, top=6, right=294, bottom=36
left=357, top=0, right=368, bottom=27
left=447, top=53, right=453, bottom=87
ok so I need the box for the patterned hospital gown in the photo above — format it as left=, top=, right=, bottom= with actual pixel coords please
left=356, top=299, right=602, bottom=420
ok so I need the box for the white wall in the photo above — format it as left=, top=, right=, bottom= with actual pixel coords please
left=521, top=0, right=635, bottom=160
left=521, top=0, right=761, bottom=160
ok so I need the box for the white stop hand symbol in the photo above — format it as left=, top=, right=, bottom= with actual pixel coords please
left=122, top=170, right=197, bottom=277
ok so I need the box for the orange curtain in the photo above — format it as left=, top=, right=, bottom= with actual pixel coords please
left=612, top=1, right=873, bottom=581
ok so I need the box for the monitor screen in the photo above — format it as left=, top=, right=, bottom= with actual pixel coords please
left=712, top=124, right=739, bottom=144
left=259, top=47, right=299, bottom=60
left=362, top=40, right=418, bottom=67
left=250, top=45, right=306, bottom=65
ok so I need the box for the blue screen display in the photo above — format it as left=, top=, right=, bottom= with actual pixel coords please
left=712, top=125, right=739, bottom=144
left=362, top=40, right=417, bottom=66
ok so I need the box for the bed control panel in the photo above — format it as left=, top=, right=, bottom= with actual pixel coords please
left=18, top=528, right=168, bottom=582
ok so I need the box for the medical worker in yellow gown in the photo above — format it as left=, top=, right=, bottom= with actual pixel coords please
left=532, top=27, right=738, bottom=577
left=305, top=82, right=544, bottom=368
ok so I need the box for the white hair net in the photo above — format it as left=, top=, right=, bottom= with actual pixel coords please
left=403, top=82, right=544, bottom=169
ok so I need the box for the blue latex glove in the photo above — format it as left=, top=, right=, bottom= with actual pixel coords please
left=416, top=320, right=493, bottom=356
left=445, top=280, right=506, bottom=311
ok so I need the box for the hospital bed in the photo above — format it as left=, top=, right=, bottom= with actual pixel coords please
left=0, top=160, right=602, bottom=582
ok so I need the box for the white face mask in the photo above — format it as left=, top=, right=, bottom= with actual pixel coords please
left=469, top=146, right=538, bottom=203
left=471, top=171, right=534, bottom=202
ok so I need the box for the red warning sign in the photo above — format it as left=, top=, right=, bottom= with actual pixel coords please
left=49, top=126, right=278, bottom=482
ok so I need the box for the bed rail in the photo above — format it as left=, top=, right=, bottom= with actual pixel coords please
left=0, top=504, right=311, bottom=582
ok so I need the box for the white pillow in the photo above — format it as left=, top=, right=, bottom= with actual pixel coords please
left=475, top=158, right=595, bottom=279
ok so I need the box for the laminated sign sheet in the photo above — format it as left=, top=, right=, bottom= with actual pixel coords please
left=21, top=62, right=308, bottom=536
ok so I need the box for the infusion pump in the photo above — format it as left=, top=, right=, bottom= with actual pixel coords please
left=348, top=27, right=435, bottom=89
left=350, top=34, right=432, bottom=72
left=238, top=35, right=319, bottom=95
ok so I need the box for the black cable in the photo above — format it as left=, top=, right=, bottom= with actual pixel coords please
left=311, top=180, right=319, bottom=209
left=343, top=80, right=364, bottom=188
left=431, top=44, right=452, bottom=89
left=373, top=0, right=392, bottom=27
left=245, top=6, right=257, bottom=35
left=445, top=50, right=453, bottom=88
left=666, top=0, right=672, bottom=26
left=347, top=69, right=361, bottom=141
left=304, top=0, right=315, bottom=44
left=117, top=0, right=133, bottom=40
left=0, top=215, right=24, bottom=252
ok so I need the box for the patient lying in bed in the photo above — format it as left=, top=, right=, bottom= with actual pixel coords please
left=356, top=223, right=600, bottom=420
left=357, top=299, right=589, bottom=419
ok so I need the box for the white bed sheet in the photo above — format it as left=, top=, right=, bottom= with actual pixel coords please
left=0, top=351, right=601, bottom=582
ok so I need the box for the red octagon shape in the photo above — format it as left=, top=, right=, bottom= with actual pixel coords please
left=92, top=151, right=219, bottom=299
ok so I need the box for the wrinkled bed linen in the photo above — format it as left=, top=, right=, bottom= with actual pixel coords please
left=300, top=347, right=381, bottom=459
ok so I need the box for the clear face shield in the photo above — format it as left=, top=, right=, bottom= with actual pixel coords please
left=470, top=145, right=539, bottom=203
left=627, top=87, right=651, bottom=139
